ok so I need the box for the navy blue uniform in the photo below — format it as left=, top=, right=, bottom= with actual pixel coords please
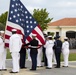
left=42, top=46, right=47, bottom=66
left=30, top=39, right=38, bottom=70
left=19, top=45, right=26, bottom=68
left=54, top=39, right=62, bottom=68
left=26, top=39, right=38, bottom=70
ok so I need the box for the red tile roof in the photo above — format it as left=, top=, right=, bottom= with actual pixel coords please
left=48, top=18, right=76, bottom=26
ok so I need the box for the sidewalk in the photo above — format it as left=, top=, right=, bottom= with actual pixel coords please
left=0, top=49, right=76, bottom=75
left=70, top=49, right=76, bottom=53
left=0, top=60, right=76, bottom=75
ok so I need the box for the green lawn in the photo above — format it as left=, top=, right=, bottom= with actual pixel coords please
left=69, top=53, right=76, bottom=61
left=6, top=50, right=76, bottom=61
left=61, top=53, right=76, bottom=61
left=6, top=50, right=11, bottom=59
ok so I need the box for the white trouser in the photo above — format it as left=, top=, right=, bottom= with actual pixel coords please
left=11, top=52, right=20, bottom=72
left=53, top=51, right=56, bottom=64
left=46, top=52, right=53, bottom=68
left=2, top=50, right=7, bottom=69
left=0, top=52, right=3, bottom=69
left=63, top=52, right=69, bottom=66
left=37, top=48, right=42, bottom=66
left=27, top=48, right=31, bottom=61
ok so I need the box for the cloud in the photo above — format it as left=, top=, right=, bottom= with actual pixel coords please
left=1, top=0, right=76, bottom=21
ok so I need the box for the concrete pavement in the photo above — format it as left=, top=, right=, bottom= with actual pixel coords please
left=0, top=60, right=76, bottom=75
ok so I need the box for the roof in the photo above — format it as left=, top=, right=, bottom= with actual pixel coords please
left=48, top=18, right=76, bottom=26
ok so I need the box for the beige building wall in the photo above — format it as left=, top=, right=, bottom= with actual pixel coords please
left=45, top=26, right=76, bottom=41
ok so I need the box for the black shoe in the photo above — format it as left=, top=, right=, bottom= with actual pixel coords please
left=37, top=66, right=43, bottom=67
left=0, top=69, right=2, bottom=71
left=10, top=71, right=18, bottom=73
left=62, top=66, right=68, bottom=67
left=20, top=67, right=27, bottom=69
left=2, top=69, right=7, bottom=71
left=40, top=66, right=43, bottom=67
left=55, top=66, right=60, bottom=68
left=30, top=69, right=36, bottom=71
left=46, top=67, right=52, bottom=69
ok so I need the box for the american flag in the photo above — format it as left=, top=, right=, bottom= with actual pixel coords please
left=5, top=0, right=45, bottom=47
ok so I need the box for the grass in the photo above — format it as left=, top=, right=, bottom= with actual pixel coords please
left=6, top=50, right=76, bottom=61
left=6, top=50, right=11, bottom=59
left=61, top=53, right=76, bottom=61
left=69, top=53, right=76, bottom=61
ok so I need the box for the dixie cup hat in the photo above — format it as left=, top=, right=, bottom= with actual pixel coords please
left=64, top=37, right=68, bottom=39
left=12, top=29, right=17, bottom=32
left=0, top=30, right=4, bottom=33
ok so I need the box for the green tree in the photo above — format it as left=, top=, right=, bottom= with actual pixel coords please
left=0, top=11, right=8, bottom=25
left=0, top=23, right=5, bottom=30
left=0, top=11, right=8, bottom=30
left=33, top=8, right=53, bottom=31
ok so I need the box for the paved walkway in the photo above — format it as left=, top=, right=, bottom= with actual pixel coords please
left=0, top=49, right=76, bottom=75
left=0, top=59, right=76, bottom=75
left=70, top=49, right=76, bottom=53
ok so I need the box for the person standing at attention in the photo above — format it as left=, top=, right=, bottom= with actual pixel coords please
left=9, top=29, right=22, bottom=73
left=44, top=36, right=54, bottom=69
left=62, top=37, right=70, bottom=67
left=54, top=36, right=62, bottom=68
left=0, top=31, right=7, bottom=71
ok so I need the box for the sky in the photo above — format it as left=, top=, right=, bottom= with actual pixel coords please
left=0, top=0, right=76, bottom=21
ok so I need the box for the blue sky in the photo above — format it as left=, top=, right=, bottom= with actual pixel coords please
left=0, top=0, right=76, bottom=21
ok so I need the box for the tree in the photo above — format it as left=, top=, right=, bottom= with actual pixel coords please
left=0, top=23, right=5, bottom=30
left=33, top=8, right=53, bottom=31
left=0, top=11, right=8, bottom=30
left=0, top=11, right=8, bottom=25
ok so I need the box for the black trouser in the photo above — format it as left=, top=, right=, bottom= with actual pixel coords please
left=30, top=53, right=37, bottom=70
left=42, top=47, right=47, bottom=66
left=55, top=50, right=61, bottom=67
left=20, top=53, right=26, bottom=68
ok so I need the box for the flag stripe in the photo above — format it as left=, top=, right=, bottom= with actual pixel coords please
left=6, top=21, right=24, bottom=34
left=35, top=25, right=45, bottom=41
left=5, top=35, right=10, bottom=39
left=5, top=43, right=9, bottom=47
left=26, top=36, right=32, bottom=42
left=6, top=25, right=24, bottom=35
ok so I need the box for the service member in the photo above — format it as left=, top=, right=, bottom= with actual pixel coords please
left=0, top=31, right=7, bottom=71
left=62, top=37, right=69, bottom=67
left=54, top=36, right=62, bottom=68
left=9, top=29, right=22, bottom=73
left=44, top=36, right=54, bottom=69
left=25, top=34, right=38, bottom=71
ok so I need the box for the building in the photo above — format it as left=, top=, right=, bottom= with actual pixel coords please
left=46, top=18, right=76, bottom=40
left=46, top=18, right=76, bottom=49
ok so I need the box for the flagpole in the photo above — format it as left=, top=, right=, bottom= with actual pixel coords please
left=4, top=0, right=11, bottom=48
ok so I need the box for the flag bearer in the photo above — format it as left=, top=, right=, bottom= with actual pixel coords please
left=25, top=34, right=39, bottom=71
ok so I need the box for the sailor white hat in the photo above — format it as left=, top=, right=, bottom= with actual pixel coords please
left=0, top=30, right=4, bottom=33
left=12, top=29, right=17, bottom=32
left=64, top=37, right=68, bottom=39
left=48, top=35, right=52, bottom=38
